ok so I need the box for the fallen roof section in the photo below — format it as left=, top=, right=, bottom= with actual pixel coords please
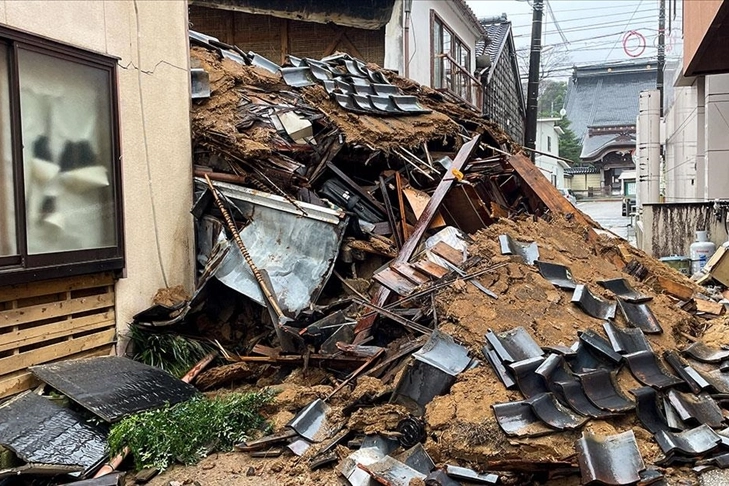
left=0, top=391, right=108, bottom=478
left=30, top=356, right=199, bottom=423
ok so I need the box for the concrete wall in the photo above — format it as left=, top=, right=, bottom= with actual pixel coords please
left=399, top=0, right=480, bottom=90
left=663, top=83, right=700, bottom=202
left=704, top=74, right=729, bottom=199
left=639, top=203, right=726, bottom=257
left=0, top=2, right=195, bottom=332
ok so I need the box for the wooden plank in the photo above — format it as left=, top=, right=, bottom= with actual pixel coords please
left=390, top=262, right=430, bottom=285
left=431, top=241, right=466, bottom=265
left=0, top=371, right=37, bottom=399
left=402, top=187, right=446, bottom=228
left=655, top=275, right=694, bottom=301
left=507, top=153, right=598, bottom=240
left=695, top=298, right=725, bottom=315
left=0, top=344, right=114, bottom=399
left=0, top=272, right=114, bottom=304
left=280, top=19, right=289, bottom=65
left=395, top=172, right=410, bottom=240
left=412, top=260, right=449, bottom=279
left=372, top=268, right=416, bottom=296
left=0, top=328, right=116, bottom=376
left=0, top=292, right=114, bottom=330
left=356, top=136, right=481, bottom=334
left=0, top=311, right=115, bottom=353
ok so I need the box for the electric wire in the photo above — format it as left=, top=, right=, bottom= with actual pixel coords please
left=603, top=0, right=646, bottom=61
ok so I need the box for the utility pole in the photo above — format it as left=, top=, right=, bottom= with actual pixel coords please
left=524, top=0, right=544, bottom=161
left=657, top=0, right=665, bottom=116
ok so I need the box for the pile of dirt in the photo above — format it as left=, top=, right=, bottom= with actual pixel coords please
left=144, top=214, right=721, bottom=486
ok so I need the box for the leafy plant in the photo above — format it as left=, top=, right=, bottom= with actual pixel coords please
left=108, top=392, right=273, bottom=471
left=127, top=324, right=214, bottom=378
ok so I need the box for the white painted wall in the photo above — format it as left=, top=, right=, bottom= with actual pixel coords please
left=0, top=2, right=195, bottom=334
left=535, top=119, right=567, bottom=188
left=704, top=74, right=729, bottom=199
left=663, top=83, right=701, bottom=202
left=660, top=73, right=729, bottom=202
left=385, top=0, right=481, bottom=93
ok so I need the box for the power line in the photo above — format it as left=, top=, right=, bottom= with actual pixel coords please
left=488, top=4, right=660, bottom=16
left=509, top=11, right=661, bottom=32
left=604, top=0, right=646, bottom=61
left=512, top=15, right=660, bottom=37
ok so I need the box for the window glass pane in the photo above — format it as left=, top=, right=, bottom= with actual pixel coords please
left=0, top=44, right=16, bottom=257
left=443, top=28, right=452, bottom=58
left=18, top=48, right=116, bottom=255
left=432, top=20, right=443, bottom=88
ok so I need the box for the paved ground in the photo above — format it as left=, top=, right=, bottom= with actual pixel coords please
left=577, top=199, right=636, bottom=245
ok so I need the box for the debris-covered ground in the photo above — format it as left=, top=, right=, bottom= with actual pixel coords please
left=140, top=215, right=723, bottom=486
left=4, top=31, right=729, bottom=486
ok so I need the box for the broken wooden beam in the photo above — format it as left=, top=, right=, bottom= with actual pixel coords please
left=355, top=135, right=481, bottom=334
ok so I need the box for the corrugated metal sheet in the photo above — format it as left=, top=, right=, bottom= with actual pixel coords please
left=198, top=179, right=348, bottom=316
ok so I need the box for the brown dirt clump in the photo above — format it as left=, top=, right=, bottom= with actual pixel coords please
left=347, top=403, right=410, bottom=435
left=152, top=285, right=188, bottom=307
left=423, top=215, right=704, bottom=477
left=300, top=84, right=459, bottom=152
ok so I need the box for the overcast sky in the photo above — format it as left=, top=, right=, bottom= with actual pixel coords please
left=466, top=0, right=683, bottom=78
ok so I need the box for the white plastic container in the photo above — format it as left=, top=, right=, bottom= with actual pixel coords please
left=690, top=230, right=716, bottom=274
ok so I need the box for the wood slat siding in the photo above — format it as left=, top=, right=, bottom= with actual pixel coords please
left=0, top=272, right=116, bottom=398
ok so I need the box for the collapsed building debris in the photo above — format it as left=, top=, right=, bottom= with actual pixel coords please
left=10, top=29, right=729, bottom=486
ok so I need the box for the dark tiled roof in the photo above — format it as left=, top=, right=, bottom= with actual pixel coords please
left=565, top=165, right=600, bottom=175
left=454, top=0, right=487, bottom=36
left=564, top=61, right=658, bottom=142
left=477, top=17, right=511, bottom=64
left=580, top=132, right=636, bottom=160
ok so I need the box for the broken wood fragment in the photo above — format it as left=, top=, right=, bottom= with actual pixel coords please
left=412, top=260, right=450, bottom=279
left=430, top=241, right=466, bottom=266
left=655, top=276, right=694, bottom=301
left=694, top=298, right=724, bottom=316
left=507, top=153, right=598, bottom=241
left=356, top=135, right=481, bottom=334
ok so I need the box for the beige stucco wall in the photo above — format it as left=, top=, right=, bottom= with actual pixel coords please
left=0, top=1, right=194, bottom=335
left=569, top=173, right=601, bottom=192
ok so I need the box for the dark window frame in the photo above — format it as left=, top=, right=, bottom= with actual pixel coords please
left=430, top=10, right=473, bottom=104
left=0, top=24, right=124, bottom=286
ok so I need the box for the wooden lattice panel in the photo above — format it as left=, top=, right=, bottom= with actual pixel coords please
left=0, top=272, right=117, bottom=398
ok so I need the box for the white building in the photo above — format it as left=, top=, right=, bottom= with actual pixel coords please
left=385, top=0, right=486, bottom=108
left=535, top=117, right=568, bottom=188
left=634, top=1, right=729, bottom=256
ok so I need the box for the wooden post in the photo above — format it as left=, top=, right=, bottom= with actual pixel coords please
left=280, top=19, right=289, bottom=65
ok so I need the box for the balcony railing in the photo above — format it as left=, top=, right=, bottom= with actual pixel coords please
left=435, top=52, right=483, bottom=112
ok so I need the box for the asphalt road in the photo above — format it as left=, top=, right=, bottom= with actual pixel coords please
left=577, top=199, right=636, bottom=245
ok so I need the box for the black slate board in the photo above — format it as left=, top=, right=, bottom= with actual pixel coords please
left=0, top=391, right=107, bottom=474
left=30, top=356, right=198, bottom=423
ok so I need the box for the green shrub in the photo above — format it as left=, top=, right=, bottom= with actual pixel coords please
left=126, top=324, right=214, bottom=379
left=108, top=391, right=273, bottom=470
